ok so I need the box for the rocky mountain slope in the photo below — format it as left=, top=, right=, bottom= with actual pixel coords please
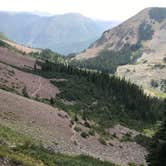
left=0, top=88, right=148, bottom=166
left=0, top=12, right=118, bottom=54
left=73, top=7, right=166, bottom=97
left=74, top=8, right=149, bottom=59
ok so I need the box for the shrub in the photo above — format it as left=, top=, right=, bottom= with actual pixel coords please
left=74, top=114, right=79, bottom=122
left=80, top=132, right=89, bottom=138
left=150, top=80, right=158, bottom=88
left=70, top=120, right=74, bottom=125
left=164, top=57, right=166, bottom=63
left=112, top=133, right=117, bottom=138
left=154, top=64, right=165, bottom=69
left=50, top=97, right=55, bottom=105
left=128, top=163, right=138, bottom=166
left=98, top=137, right=107, bottom=145
left=134, top=134, right=152, bottom=150
left=88, top=129, right=95, bottom=136
left=74, top=126, right=82, bottom=132
left=84, top=121, right=91, bottom=128
left=121, top=132, right=132, bottom=142
left=22, top=86, right=29, bottom=98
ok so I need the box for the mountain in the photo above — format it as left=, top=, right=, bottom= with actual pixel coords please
left=0, top=11, right=119, bottom=55
left=0, top=32, right=40, bottom=54
left=1, top=35, right=165, bottom=166
left=0, top=8, right=165, bottom=166
left=73, top=7, right=166, bottom=98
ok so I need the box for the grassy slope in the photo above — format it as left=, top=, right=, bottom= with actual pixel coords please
left=0, top=124, right=116, bottom=166
left=49, top=73, right=159, bottom=135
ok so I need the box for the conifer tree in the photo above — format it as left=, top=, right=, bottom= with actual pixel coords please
left=147, top=100, right=166, bottom=166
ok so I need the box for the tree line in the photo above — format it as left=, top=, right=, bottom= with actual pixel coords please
left=37, top=59, right=165, bottom=123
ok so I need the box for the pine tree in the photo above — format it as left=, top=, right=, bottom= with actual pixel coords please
left=147, top=100, right=166, bottom=166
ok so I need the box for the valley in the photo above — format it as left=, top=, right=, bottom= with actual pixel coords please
left=0, top=7, right=166, bottom=166
left=0, top=12, right=118, bottom=55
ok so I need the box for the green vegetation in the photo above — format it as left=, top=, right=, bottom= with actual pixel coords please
left=0, top=124, right=116, bottom=166
left=74, top=126, right=82, bottom=132
left=150, top=79, right=166, bottom=93
left=146, top=104, right=166, bottom=166
left=127, top=163, right=141, bottom=166
left=149, top=8, right=166, bottom=22
left=36, top=60, right=165, bottom=134
left=121, top=132, right=132, bottom=142
left=134, top=134, right=152, bottom=150
left=164, top=57, right=166, bottom=63
left=143, top=128, right=156, bottom=137
left=138, top=22, right=154, bottom=42
left=29, top=49, right=66, bottom=64
left=80, top=132, right=89, bottom=138
left=71, top=44, right=142, bottom=73
left=150, top=79, right=158, bottom=88
left=153, top=64, right=165, bottom=69
left=22, top=86, right=29, bottom=98
left=160, top=79, right=166, bottom=93
left=88, top=129, right=95, bottom=136
left=98, top=137, right=107, bottom=145
left=0, top=44, right=164, bottom=137
left=0, top=84, right=17, bottom=94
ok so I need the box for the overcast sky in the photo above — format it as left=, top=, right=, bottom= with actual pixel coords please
left=0, top=0, right=165, bottom=20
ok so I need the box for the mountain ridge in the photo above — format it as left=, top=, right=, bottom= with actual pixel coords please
left=72, top=7, right=166, bottom=97
left=0, top=11, right=119, bottom=55
left=74, top=7, right=151, bottom=60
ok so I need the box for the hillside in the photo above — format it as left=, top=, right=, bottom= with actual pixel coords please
left=0, top=40, right=62, bottom=99
left=1, top=38, right=165, bottom=165
left=0, top=33, right=40, bottom=54
left=0, top=39, right=40, bottom=54
left=72, top=7, right=166, bottom=97
left=0, top=88, right=149, bottom=166
left=0, top=89, right=118, bottom=166
left=1, top=19, right=166, bottom=166
left=0, top=12, right=119, bottom=55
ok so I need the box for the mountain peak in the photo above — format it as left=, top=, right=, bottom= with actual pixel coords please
left=74, top=7, right=166, bottom=60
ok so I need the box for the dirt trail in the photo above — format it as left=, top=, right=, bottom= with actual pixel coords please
left=0, top=62, right=59, bottom=99
left=31, top=77, right=42, bottom=97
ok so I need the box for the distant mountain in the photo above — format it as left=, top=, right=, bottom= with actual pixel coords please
left=0, top=11, right=119, bottom=55
left=30, top=11, right=53, bottom=17
left=73, top=7, right=166, bottom=97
